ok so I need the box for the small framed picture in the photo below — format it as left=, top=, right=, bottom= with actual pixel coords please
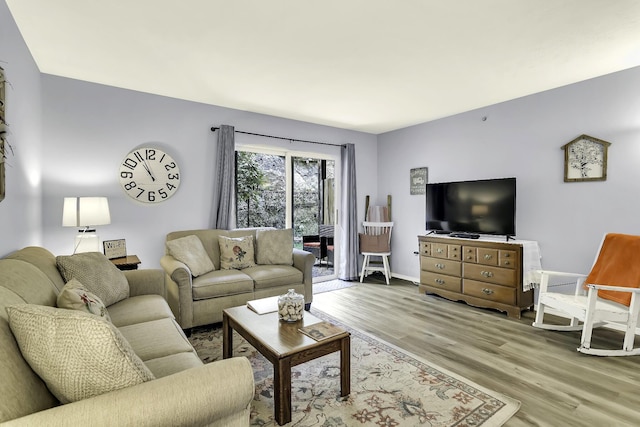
left=562, top=134, right=611, bottom=182
left=410, top=167, right=428, bottom=195
left=103, top=239, right=127, bottom=259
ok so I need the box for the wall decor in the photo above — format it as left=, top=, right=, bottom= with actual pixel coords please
left=561, top=134, right=611, bottom=182
left=410, top=167, right=428, bottom=195
left=119, top=146, right=181, bottom=203
left=103, top=239, right=127, bottom=259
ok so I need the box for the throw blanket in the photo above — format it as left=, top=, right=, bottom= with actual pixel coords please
left=585, top=233, right=640, bottom=306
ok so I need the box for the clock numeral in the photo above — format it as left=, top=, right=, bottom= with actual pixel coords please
left=166, top=183, right=176, bottom=191
left=168, top=173, right=179, bottom=180
left=164, top=162, right=177, bottom=171
left=134, top=151, right=144, bottom=162
left=124, top=181, right=137, bottom=191
left=148, top=191, right=156, bottom=202
left=159, top=188, right=168, bottom=199
left=122, top=158, right=137, bottom=170
left=120, top=171, right=133, bottom=179
left=146, top=149, right=156, bottom=160
left=136, top=188, right=145, bottom=198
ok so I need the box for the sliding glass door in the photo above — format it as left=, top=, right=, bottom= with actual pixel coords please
left=236, top=148, right=337, bottom=281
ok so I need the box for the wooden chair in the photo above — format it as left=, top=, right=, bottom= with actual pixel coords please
left=359, top=221, right=393, bottom=285
left=532, top=233, right=640, bottom=356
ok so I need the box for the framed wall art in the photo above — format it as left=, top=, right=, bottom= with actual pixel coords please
left=410, top=167, right=428, bottom=195
left=561, top=134, right=611, bottom=182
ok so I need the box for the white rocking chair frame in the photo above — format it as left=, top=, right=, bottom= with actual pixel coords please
left=533, top=259, right=640, bottom=356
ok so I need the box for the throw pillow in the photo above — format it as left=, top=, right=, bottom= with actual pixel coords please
left=56, top=252, right=129, bottom=307
left=256, top=228, right=294, bottom=265
left=219, top=235, right=256, bottom=270
left=57, top=278, right=111, bottom=322
left=6, top=304, right=155, bottom=404
left=165, top=235, right=215, bottom=277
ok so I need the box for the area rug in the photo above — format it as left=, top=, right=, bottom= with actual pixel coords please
left=189, top=309, right=520, bottom=427
left=313, top=279, right=358, bottom=294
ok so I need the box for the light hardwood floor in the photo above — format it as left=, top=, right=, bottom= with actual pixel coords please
left=312, top=276, right=640, bottom=427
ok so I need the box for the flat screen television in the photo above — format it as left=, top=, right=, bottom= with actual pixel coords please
left=425, top=177, right=516, bottom=238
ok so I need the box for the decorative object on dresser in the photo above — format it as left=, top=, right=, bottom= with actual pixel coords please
left=561, top=134, right=611, bottom=182
left=110, top=255, right=141, bottom=271
left=418, top=235, right=540, bottom=318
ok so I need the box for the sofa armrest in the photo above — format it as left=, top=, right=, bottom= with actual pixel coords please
left=123, top=269, right=166, bottom=298
left=293, top=248, right=315, bottom=304
left=160, top=255, right=195, bottom=329
left=1, top=357, right=254, bottom=427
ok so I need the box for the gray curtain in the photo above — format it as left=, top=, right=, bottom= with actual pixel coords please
left=338, top=143, right=359, bottom=280
left=210, top=125, right=235, bottom=229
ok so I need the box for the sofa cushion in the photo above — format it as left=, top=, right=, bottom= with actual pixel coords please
left=56, top=252, right=129, bottom=306
left=256, top=228, right=294, bottom=265
left=117, top=317, right=194, bottom=363
left=191, top=270, right=255, bottom=300
left=107, top=294, right=175, bottom=328
left=165, top=235, right=215, bottom=277
left=6, top=304, right=155, bottom=404
left=219, top=235, right=256, bottom=270
left=242, top=265, right=303, bottom=290
left=56, top=278, right=111, bottom=322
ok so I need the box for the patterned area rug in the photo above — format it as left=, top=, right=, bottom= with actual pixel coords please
left=313, top=279, right=358, bottom=294
left=189, top=309, right=520, bottom=427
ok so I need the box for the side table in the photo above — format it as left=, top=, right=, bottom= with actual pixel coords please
left=110, top=255, right=141, bottom=270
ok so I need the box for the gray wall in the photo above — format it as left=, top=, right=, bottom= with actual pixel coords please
left=40, top=75, right=378, bottom=267
left=379, top=66, right=640, bottom=282
left=0, top=0, right=43, bottom=256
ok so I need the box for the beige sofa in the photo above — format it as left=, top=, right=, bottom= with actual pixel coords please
left=161, top=228, right=315, bottom=330
left=0, top=246, right=254, bottom=426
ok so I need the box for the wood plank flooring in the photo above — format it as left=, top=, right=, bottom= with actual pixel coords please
left=311, top=276, right=640, bottom=427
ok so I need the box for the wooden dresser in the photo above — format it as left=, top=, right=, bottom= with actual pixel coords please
left=418, top=235, right=534, bottom=318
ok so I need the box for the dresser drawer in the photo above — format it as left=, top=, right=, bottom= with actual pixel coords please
left=448, top=244, right=461, bottom=260
left=499, top=250, right=517, bottom=269
left=463, top=246, right=477, bottom=263
left=421, top=256, right=461, bottom=276
left=420, top=242, right=431, bottom=256
left=476, top=248, right=499, bottom=266
left=463, top=279, right=516, bottom=305
left=420, top=271, right=462, bottom=293
left=463, top=263, right=517, bottom=287
left=431, top=243, right=449, bottom=259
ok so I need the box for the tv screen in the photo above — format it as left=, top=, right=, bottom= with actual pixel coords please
left=426, top=178, right=516, bottom=237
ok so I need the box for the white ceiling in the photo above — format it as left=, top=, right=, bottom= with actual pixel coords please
left=6, top=0, right=640, bottom=134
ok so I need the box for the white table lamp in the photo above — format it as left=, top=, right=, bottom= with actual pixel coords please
left=63, top=197, right=111, bottom=253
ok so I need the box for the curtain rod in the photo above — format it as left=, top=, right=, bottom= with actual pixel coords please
left=210, top=126, right=342, bottom=147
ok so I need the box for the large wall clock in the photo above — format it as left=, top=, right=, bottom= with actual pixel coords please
left=119, top=147, right=181, bottom=203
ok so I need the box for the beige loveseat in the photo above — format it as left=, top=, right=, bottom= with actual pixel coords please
left=0, top=246, right=254, bottom=426
left=161, top=228, right=314, bottom=330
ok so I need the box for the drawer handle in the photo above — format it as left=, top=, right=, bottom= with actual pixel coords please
left=504, top=253, right=510, bottom=258
left=482, top=288, right=494, bottom=295
left=481, top=270, right=494, bottom=278
left=435, top=279, right=445, bottom=285
left=436, top=248, right=444, bottom=253
left=466, top=256, right=473, bottom=260
left=484, top=254, right=493, bottom=260
left=503, top=261, right=510, bottom=265
left=435, top=263, right=445, bottom=269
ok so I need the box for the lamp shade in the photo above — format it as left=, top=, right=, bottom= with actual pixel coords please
left=62, top=197, right=111, bottom=227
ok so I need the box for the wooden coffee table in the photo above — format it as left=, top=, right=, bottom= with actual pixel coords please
left=223, top=305, right=350, bottom=426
